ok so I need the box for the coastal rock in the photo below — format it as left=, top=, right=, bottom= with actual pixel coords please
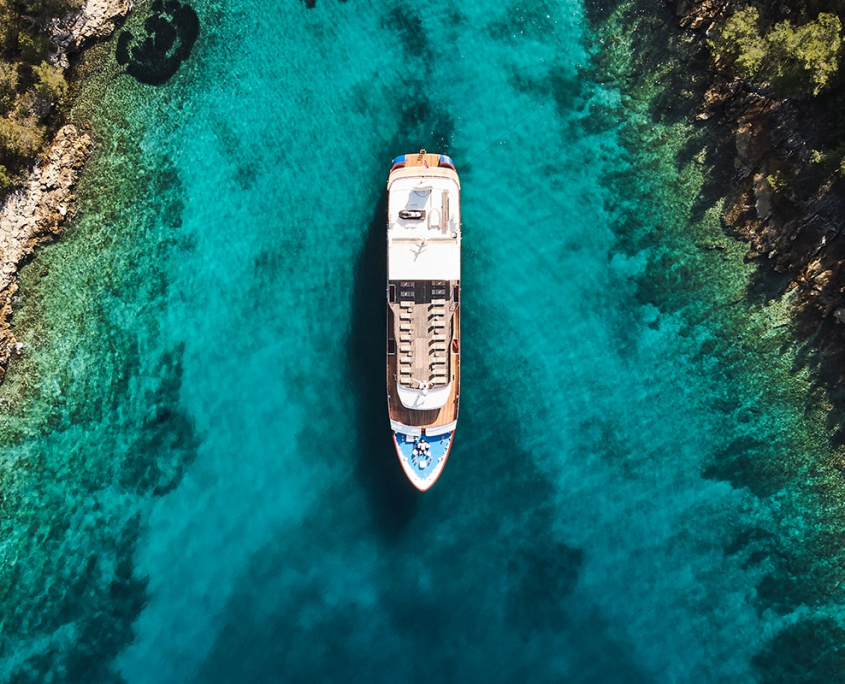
left=0, top=0, right=130, bottom=383
left=735, top=123, right=753, bottom=169
left=753, top=170, right=773, bottom=220
left=669, top=0, right=845, bottom=333
left=0, top=125, right=93, bottom=380
left=674, top=0, right=729, bottom=31
left=70, top=0, right=131, bottom=49
left=52, top=0, right=131, bottom=67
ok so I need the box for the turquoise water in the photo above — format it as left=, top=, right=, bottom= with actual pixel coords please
left=3, top=0, right=845, bottom=682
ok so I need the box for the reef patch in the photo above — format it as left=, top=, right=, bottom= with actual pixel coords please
left=116, top=0, right=199, bottom=85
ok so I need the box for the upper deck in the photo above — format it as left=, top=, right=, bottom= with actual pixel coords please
left=387, top=164, right=461, bottom=282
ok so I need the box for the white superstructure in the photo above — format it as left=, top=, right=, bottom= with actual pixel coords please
left=385, top=151, right=462, bottom=492
left=387, top=175, right=461, bottom=282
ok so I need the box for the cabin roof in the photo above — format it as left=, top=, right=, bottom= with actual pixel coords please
left=388, top=175, right=460, bottom=281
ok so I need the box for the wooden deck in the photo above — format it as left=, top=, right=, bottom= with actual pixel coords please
left=392, top=280, right=453, bottom=387
left=404, top=151, right=443, bottom=169
left=387, top=292, right=460, bottom=430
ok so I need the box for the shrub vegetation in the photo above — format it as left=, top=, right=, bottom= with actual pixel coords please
left=709, top=2, right=845, bottom=180
left=710, top=6, right=842, bottom=97
left=0, top=0, right=82, bottom=194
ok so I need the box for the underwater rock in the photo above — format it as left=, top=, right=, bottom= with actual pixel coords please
left=300, top=0, right=347, bottom=8
left=117, top=1, right=199, bottom=85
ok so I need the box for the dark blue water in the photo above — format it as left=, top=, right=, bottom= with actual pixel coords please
left=2, top=1, right=845, bottom=682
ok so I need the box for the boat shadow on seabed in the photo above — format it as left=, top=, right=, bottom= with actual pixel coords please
left=347, top=188, right=421, bottom=537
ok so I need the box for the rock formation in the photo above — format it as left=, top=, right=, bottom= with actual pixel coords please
left=0, top=0, right=130, bottom=383
left=669, top=0, right=845, bottom=326
left=52, top=0, right=132, bottom=68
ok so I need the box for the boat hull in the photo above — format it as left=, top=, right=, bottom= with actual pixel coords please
left=385, top=151, right=461, bottom=490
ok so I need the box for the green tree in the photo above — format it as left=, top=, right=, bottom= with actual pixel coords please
left=0, top=0, right=82, bottom=196
left=767, top=13, right=842, bottom=95
left=0, top=116, right=44, bottom=161
left=0, top=61, right=17, bottom=114
left=16, top=28, right=51, bottom=63
left=0, top=164, right=12, bottom=192
left=710, top=7, right=767, bottom=75
left=32, top=60, right=66, bottom=118
left=711, top=9, right=843, bottom=96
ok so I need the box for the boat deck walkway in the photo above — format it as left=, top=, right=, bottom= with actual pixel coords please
left=387, top=283, right=460, bottom=429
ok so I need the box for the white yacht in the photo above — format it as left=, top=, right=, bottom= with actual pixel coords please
left=385, top=150, right=461, bottom=490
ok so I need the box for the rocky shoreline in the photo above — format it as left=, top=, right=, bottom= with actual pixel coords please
left=2, top=0, right=843, bottom=390
left=0, top=0, right=129, bottom=383
left=670, top=0, right=845, bottom=330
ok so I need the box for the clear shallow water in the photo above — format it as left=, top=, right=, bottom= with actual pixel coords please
left=2, top=0, right=845, bottom=682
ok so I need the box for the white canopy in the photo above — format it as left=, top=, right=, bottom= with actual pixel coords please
left=388, top=238, right=460, bottom=280
left=390, top=420, right=422, bottom=437
left=396, top=383, right=452, bottom=410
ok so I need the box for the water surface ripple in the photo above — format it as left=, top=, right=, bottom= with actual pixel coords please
left=1, top=1, right=844, bottom=682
